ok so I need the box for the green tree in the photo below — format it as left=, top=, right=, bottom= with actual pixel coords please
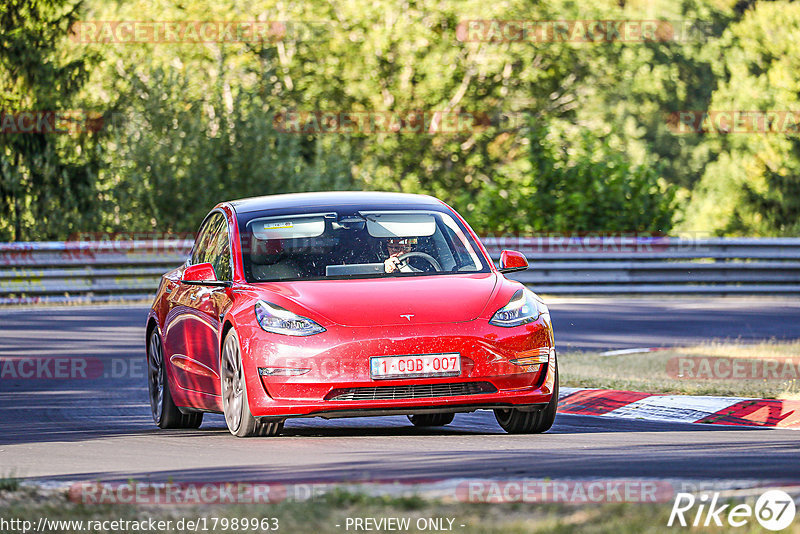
left=0, top=0, right=102, bottom=240
left=682, top=1, right=800, bottom=235
left=5, top=0, right=759, bottom=239
left=103, top=65, right=356, bottom=233
left=467, top=125, right=675, bottom=235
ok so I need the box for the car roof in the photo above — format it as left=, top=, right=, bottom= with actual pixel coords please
left=228, top=191, right=445, bottom=214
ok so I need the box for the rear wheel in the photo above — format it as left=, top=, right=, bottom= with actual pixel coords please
left=494, top=359, right=559, bottom=434
left=147, top=330, right=203, bottom=429
left=221, top=330, right=283, bottom=437
left=408, top=413, right=455, bottom=427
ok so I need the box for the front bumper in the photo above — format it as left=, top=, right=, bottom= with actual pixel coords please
left=241, top=317, right=557, bottom=419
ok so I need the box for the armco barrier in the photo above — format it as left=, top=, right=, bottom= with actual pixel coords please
left=483, top=237, right=800, bottom=294
left=0, top=237, right=799, bottom=303
left=0, top=240, right=192, bottom=304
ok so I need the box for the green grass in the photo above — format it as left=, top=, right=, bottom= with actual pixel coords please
left=0, top=474, right=19, bottom=492
left=560, top=339, right=800, bottom=399
left=2, top=487, right=798, bottom=534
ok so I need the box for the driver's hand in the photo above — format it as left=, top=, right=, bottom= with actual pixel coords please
left=384, top=255, right=402, bottom=273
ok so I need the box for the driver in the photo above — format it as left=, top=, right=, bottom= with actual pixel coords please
left=383, top=237, right=417, bottom=273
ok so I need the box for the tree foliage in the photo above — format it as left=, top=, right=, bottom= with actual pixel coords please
left=1, top=0, right=797, bottom=239
left=0, top=0, right=101, bottom=240
left=683, top=1, right=800, bottom=235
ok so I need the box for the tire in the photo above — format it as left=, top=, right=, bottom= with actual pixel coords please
left=147, top=329, right=203, bottom=429
left=408, top=413, right=455, bottom=427
left=494, top=358, right=559, bottom=434
left=221, top=330, right=283, bottom=438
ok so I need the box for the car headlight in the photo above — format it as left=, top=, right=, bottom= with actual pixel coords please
left=254, top=300, right=326, bottom=336
left=489, top=289, right=548, bottom=327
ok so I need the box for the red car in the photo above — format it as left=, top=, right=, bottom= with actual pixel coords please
left=146, top=192, right=558, bottom=437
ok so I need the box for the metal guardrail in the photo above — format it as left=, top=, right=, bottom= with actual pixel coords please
left=0, top=240, right=192, bottom=304
left=1, top=237, right=799, bottom=303
left=484, top=237, right=800, bottom=294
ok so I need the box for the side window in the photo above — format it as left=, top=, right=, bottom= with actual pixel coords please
left=205, top=214, right=233, bottom=282
left=191, top=217, right=217, bottom=265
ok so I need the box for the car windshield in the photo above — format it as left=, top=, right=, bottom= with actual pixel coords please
left=239, top=208, right=489, bottom=282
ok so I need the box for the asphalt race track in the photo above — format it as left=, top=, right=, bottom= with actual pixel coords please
left=1, top=297, right=799, bottom=486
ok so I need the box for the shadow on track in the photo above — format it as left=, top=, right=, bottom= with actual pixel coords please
left=30, top=432, right=800, bottom=485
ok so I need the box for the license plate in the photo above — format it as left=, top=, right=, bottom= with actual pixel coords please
left=370, top=353, right=461, bottom=380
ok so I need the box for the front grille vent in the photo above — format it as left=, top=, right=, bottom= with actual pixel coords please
left=325, top=381, right=497, bottom=401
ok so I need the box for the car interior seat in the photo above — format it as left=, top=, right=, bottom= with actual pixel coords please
left=249, top=238, right=303, bottom=280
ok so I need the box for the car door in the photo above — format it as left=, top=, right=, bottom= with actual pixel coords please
left=187, top=213, right=234, bottom=397
left=163, top=212, right=231, bottom=398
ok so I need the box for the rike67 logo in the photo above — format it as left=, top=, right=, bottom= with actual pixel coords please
left=668, top=490, right=796, bottom=531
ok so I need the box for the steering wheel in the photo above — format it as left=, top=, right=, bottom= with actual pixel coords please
left=396, top=252, right=441, bottom=272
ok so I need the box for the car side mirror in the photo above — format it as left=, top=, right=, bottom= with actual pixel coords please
left=498, top=250, right=529, bottom=273
left=181, top=263, right=231, bottom=287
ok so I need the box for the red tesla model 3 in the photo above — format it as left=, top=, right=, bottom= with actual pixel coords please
left=146, top=192, right=558, bottom=437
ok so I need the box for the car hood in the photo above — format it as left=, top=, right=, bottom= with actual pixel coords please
left=251, top=273, right=500, bottom=326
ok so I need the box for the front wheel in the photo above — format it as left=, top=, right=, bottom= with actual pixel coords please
left=221, top=330, right=283, bottom=437
left=494, top=360, right=559, bottom=434
left=408, top=413, right=455, bottom=427
left=147, top=329, right=203, bottom=429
